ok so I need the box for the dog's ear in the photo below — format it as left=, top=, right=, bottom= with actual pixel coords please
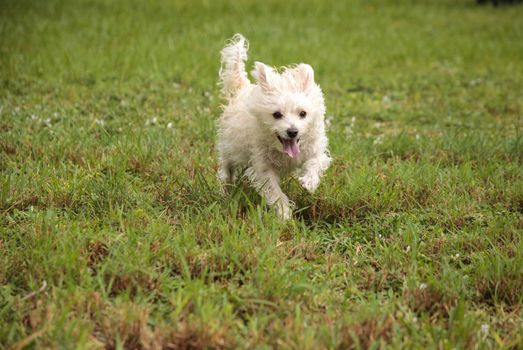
left=252, top=62, right=274, bottom=92
left=295, top=63, right=315, bottom=91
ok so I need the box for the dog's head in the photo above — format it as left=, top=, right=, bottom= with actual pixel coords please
left=248, top=62, right=325, bottom=158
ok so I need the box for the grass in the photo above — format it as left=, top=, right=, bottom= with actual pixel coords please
left=1, top=0, right=522, bottom=348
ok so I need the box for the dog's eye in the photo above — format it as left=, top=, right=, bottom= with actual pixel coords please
left=272, top=111, right=283, bottom=119
left=299, top=111, right=307, bottom=118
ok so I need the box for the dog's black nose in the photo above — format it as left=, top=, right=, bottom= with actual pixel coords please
left=286, top=128, right=298, bottom=138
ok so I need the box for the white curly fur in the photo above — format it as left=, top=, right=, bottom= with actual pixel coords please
left=217, top=34, right=331, bottom=219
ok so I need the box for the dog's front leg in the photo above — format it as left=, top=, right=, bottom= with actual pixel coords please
left=298, top=152, right=331, bottom=193
left=247, top=162, right=292, bottom=220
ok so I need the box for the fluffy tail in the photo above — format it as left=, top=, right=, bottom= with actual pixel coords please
left=219, top=34, right=249, bottom=100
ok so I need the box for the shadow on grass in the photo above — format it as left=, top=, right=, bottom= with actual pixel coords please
left=294, top=196, right=374, bottom=227
left=161, top=169, right=378, bottom=227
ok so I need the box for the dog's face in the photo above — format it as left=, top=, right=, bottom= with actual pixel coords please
left=249, top=62, right=325, bottom=158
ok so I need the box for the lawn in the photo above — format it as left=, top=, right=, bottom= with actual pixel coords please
left=1, top=0, right=522, bottom=348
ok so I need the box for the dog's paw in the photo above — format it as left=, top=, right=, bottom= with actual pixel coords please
left=273, top=199, right=293, bottom=220
left=299, top=173, right=320, bottom=193
left=276, top=204, right=292, bottom=220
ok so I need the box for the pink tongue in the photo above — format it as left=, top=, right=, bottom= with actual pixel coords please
left=283, top=138, right=300, bottom=158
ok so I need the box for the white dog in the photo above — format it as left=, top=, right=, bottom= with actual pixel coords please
left=216, top=34, right=331, bottom=219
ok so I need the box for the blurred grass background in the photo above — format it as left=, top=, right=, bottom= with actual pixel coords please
left=1, top=0, right=522, bottom=348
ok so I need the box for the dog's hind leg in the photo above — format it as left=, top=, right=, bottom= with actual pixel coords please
left=218, top=160, right=235, bottom=193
